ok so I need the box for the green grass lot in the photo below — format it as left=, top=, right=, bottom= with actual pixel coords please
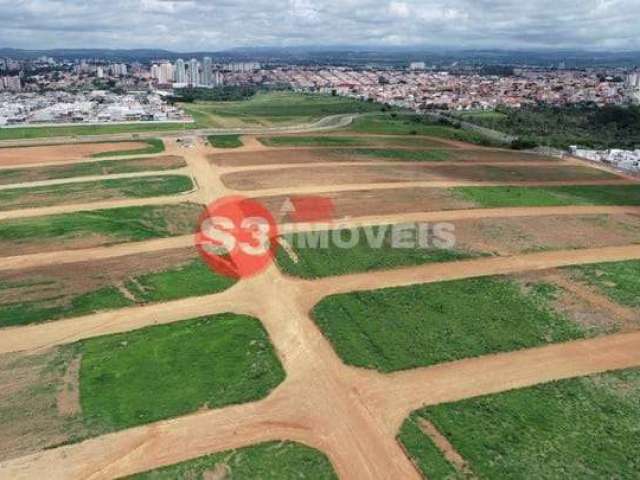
left=0, top=123, right=194, bottom=141
left=454, top=184, right=640, bottom=207
left=0, top=156, right=186, bottom=185
left=181, top=91, right=383, bottom=128
left=573, top=260, right=640, bottom=308
left=0, top=202, right=203, bottom=251
left=400, top=368, right=640, bottom=479
left=207, top=134, right=243, bottom=148
left=0, top=175, right=194, bottom=211
left=340, top=148, right=452, bottom=162
left=125, top=441, right=338, bottom=480
left=455, top=110, right=508, bottom=121
left=91, top=138, right=165, bottom=158
left=0, top=258, right=235, bottom=328
left=258, top=135, right=445, bottom=148
left=79, top=314, right=285, bottom=431
left=278, top=226, right=477, bottom=279
left=348, top=114, right=502, bottom=146
left=312, top=277, right=584, bottom=372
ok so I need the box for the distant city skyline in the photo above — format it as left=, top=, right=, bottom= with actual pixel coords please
left=0, top=0, right=639, bottom=52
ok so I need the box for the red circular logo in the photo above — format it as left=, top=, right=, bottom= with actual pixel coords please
left=195, top=196, right=279, bottom=279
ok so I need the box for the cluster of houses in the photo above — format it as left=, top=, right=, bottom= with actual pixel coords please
left=570, top=146, right=640, bottom=173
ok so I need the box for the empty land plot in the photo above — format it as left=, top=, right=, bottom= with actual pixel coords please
left=0, top=142, right=151, bottom=166
left=123, top=441, right=338, bottom=480
left=0, top=202, right=203, bottom=257
left=0, top=156, right=186, bottom=185
left=0, top=175, right=194, bottom=211
left=455, top=184, right=640, bottom=207
left=80, top=314, right=284, bottom=432
left=400, top=368, right=640, bottom=479
left=0, top=314, right=284, bottom=459
left=311, top=276, right=586, bottom=372
left=222, top=164, right=620, bottom=191
left=207, top=134, right=243, bottom=149
left=571, top=260, right=640, bottom=309
left=182, top=91, right=382, bottom=128
left=277, top=215, right=640, bottom=280
left=257, top=135, right=451, bottom=148
left=210, top=148, right=559, bottom=168
left=257, top=188, right=476, bottom=220
left=0, top=123, right=192, bottom=142
left=277, top=225, right=479, bottom=279
left=0, top=248, right=235, bottom=327
left=91, top=138, right=165, bottom=158
left=347, top=114, right=501, bottom=146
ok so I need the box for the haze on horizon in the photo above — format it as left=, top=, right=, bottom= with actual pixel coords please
left=0, top=0, right=638, bottom=52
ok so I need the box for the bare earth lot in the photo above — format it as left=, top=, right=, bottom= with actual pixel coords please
left=0, top=142, right=149, bottom=166
left=222, top=164, right=620, bottom=190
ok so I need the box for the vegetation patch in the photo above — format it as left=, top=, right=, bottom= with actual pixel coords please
left=0, top=175, right=194, bottom=211
left=0, top=255, right=235, bottom=328
left=124, top=441, right=337, bottom=480
left=278, top=225, right=477, bottom=279
left=0, top=156, right=186, bottom=185
left=348, top=114, right=503, bottom=146
left=453, top=184, right=640, bottom=207
left=401, top=368, right=640, bottom=479
left=312, top=277, right=584, bottom=372
left=258, top=135, right=445, bottom=148
left=91, top=138, right=165, bottom=158
left=0, top=123, right=194, bottom=141
left=79, top=314, right=285, bottom=431
left=207, top=134, right=243, bottom=148
left=572, top=260, right=640, bottom=308
left=0, top=202, right=203, bottom=256
left=341, top=148, right=452, bottom=162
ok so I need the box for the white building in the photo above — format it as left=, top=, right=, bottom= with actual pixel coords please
left=202, top=57, right=212, bottom=86
left=175, top=59, right=186, bottom=84
left=189, top=59, right=199, bottom=86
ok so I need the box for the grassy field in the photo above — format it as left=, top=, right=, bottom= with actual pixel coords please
left=207, top=134, right=243, bottom=148
left=0, top=257, right=235, bottom=328
left=278, top=226, right=476, bottom=279
left=258, top=135, right=446, bottom=148
left=91, top=138, right=165, bottom=158
left=0, top=202, right=203, bottom=252
left=572, top=260, right=640, bottom=308
left=312, top=277, right=584, bottom=372
left=348, top=114, right=502, bottom=146
left=455, top=110, right=508, bottom=121
left=126, top=441, right=337, bottom=479
left=454, top=184, right=640, bottom=207
left=0, top=123, right=194, bottom=141
left=400, top=368, right=640, bottom=479
left=0, top=175, right=194, bottom=211
left=0, top=156, right=186, bottom=185
left=79, top=314, right=285, bottom=431
left=182, top=91, right=382, bottom=128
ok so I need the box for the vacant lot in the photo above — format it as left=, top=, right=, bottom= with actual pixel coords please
left=210, top=148, right=557, bottom=168
left=0, top=123, right=191, bottom=142
left=0, top=202, right=203, bottom=257
left=80, top=314, right=285, bottom=431
left=182, top=91, right=382, bottom=128
left=207, top=134, right=243, bottom=149
left=572, top=260, right=640, bottom=308
left=222, top=164, right=619, bottom=191
left=278, top=225, right=478, bottom=279
left=258, top=135, right=451, bottom=148
left=0, top=248, right=235, bottom=327
left=0, top=142, right=151, bottom=166
left=125, top=441, right=338, bottom=480
left=455, top=184, right=640, bottom=207
left=312, top=276, right=584, bottom=372
left=0, top=175, right=193, bottom=211
left=0, top=156, right=186, bottom=185
left=401, top=368, right=640, bottom=479
left=91, top=139, right=165, bottom=158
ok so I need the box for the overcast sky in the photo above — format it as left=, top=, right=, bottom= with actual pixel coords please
left=1, top=0, right=638, bottom=51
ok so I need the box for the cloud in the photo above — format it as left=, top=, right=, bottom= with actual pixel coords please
left=0, top=0, right=638, bottom=51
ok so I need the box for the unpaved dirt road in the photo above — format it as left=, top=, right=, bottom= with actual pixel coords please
left=1, top=134, right=640, bottom=480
